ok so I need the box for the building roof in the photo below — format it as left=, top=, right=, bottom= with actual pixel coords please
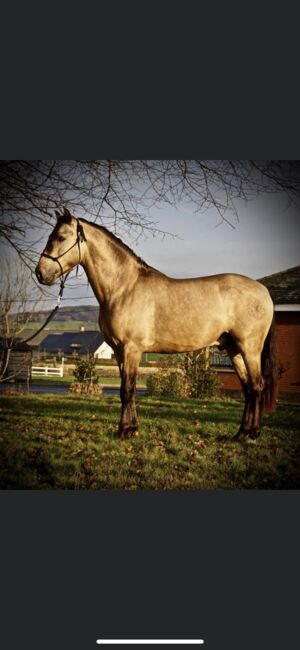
left=19, top=329, right=64, bottom=347
left=258, top=266, right=300, bottom=304
left=0, top=336, right=32, bottom=352
left=40, top=331, right=105, bottom=355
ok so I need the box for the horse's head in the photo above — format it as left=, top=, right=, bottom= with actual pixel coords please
left=35, top=207, right=86, bottom=285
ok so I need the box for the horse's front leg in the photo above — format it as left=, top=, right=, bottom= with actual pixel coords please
left=117, top=344, right=142, bottom=438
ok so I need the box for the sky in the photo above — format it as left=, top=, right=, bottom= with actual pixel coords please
left=53, top=190, right=300, bottom=309
left=3, top=189, right=298, bottom=312
left=138, top=192, right=300, bottom=278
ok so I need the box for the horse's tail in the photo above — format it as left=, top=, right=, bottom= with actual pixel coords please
left=261, top=312, right=278, bottom=412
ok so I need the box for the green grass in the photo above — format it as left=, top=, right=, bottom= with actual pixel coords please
left=0, top=392, right=299, bottom=489
left=31, top=374, right=146, bottom=387
left=27, top=320, right=98, bottom=330
left=31, top=373, right=74, bottom=384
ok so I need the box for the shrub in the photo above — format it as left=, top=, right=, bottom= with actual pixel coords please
left=146, top=351, right=221, bottom=399
left=69, top=382, right=103, bottom=395
left=178, top=350, right=221, bottom=399
left=73, top=357, right=99, bottom=384
left=146, top=368, right=187, bottom=398
left=71, top=357, right=102, bottom=395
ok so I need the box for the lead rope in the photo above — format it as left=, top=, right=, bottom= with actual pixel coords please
left=22, top=272, right=70, bottom=345
left=0, top=271, right=70, bottom=384
left=1, top=219, right=86, bottom=383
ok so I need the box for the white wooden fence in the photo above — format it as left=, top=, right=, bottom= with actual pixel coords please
left=32, top=365, right=64, bottom=377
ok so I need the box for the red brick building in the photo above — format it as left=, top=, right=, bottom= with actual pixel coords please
left=212, top=266, right=300, bottom=399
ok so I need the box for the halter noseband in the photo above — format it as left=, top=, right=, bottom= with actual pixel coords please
left=41, top=218, right=86, bottom=276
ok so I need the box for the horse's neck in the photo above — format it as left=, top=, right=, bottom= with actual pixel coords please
left=81, top=223, right=139, bottom=305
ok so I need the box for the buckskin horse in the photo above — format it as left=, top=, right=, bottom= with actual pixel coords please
left=35, top=207, right=277, bottom=440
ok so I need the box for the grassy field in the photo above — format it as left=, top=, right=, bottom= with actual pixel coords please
left=0, top=391, right=299, bottom=489
left=26, top=320, right=99, bottom=330
left=31, top=374, right=146, bottom=387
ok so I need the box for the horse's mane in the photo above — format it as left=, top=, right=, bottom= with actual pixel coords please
left=80, top=218, right=154, bottom=270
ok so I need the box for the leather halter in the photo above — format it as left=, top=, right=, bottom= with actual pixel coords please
left=41, top=218, right=86, bottom=276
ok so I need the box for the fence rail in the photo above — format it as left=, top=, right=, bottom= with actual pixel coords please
left=32, top=365, right=64, bottom=377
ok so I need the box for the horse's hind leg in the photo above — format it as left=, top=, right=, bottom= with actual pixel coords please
left=235, top=340, right=265, bottom=440
left=116, top=343, right=142, bottom=438
left=225, top=342, right=253, bottom=440
left=241, top=351, right=264, bottom=439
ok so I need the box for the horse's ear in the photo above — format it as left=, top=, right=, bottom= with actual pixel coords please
left=55, top=208, right=73, bottom=224
left=62, top=207, right=73, bottom=222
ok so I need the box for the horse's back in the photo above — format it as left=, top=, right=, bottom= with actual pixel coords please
left=142, top=270, right=272, bottom=312
left=132, top=270, right=273, bottom=353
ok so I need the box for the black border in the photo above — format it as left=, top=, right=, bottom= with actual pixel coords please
left=1, top=490, right=299, bottom=650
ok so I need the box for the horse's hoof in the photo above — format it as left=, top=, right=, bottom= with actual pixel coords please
left=249, top=429, right=260, bottom=440
left=118, top=426, right=139, bottom=438
left=234, top=430, right=258, bottom=444
left=233, top=430, right=248, bottom=442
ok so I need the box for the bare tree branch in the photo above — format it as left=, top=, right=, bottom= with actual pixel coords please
left=0, top=254, right=45, bottom=381
left=1, top=160, right=299, bottom=268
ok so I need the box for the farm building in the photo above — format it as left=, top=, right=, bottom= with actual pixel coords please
left=35, top=330, right=114, bottom=360
left=213, top=266, right=300, bottom=398
left=0, top=337, right=32, bottom=382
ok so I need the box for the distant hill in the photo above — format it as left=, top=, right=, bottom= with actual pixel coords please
left=30, top=304, right=99, bottom=323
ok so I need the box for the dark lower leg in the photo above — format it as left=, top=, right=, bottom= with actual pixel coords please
left=231, top=346, right=263, bottom=441
left=116, top=345, right=141, bottom=437
left=235, top=387, right=263, bottom=440
left=234, top=384, right=253, bottom=439
left=248, top=390, right=262, bottom=439
left=224, top=346, right=252, bottom=440
left=118, top=372, right=138, bottom=437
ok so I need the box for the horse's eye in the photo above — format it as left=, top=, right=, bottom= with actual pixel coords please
left=58, top=236, right=65, bottom=242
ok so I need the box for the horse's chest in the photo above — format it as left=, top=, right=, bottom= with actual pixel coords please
left=99, top=298, right=151, bottom=349
left=99, top=309, right=113, bottom=341
left=99, top=307, right=124, bottom=345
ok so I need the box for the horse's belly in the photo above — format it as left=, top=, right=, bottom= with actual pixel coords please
left=147, top=316, right=225, bottom=353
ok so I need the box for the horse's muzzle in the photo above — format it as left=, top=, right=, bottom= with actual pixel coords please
left=35, top=265, right=56, bottom=285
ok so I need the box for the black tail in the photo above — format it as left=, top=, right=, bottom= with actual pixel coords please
left=261, top=312, right=278, bottom=412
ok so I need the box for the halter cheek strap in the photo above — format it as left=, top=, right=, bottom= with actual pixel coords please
left=41, top=219, right=86, bottom=276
